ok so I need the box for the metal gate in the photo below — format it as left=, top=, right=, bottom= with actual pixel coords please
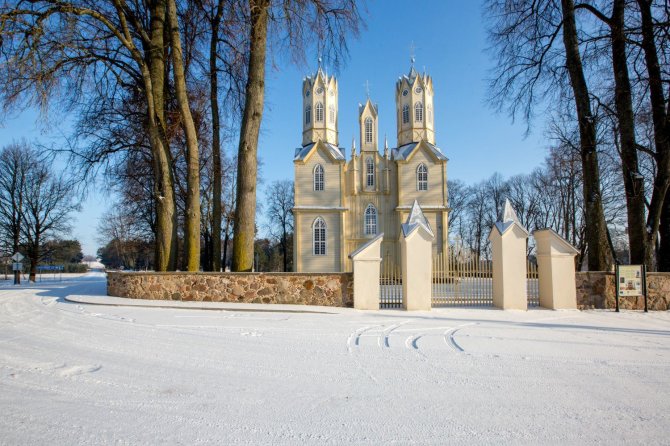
left=432, top=252, right=493, bottom=307
left=379, top=258, right=402, bottom=308
left=432, top=251, right=540, bottom=308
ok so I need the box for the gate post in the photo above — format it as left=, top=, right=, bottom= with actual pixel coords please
left=349, top=234, right=384, bottom=310
left=533, top=229, right=579, bottom=309
left=489, top=200, right=529, bottom=310
left=401, top=201, right=434, bottom=311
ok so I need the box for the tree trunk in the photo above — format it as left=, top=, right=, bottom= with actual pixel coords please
left=610, top=0, right=649, bottom=267
left=210, top=1, right=224, bottom=271
left=232, top=0, right=270, bottom=272
left=282, top=232, right=288, bottom=272
left=167, top=0, right=201, bottom=271
left=560, top=0, right=613, bottom=271
left=147, top=0, right=177, bottom=271
left=637, top=0, right=670, bottom=270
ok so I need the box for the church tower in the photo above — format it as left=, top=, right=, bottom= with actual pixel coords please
left=395, top=63, right=435, bottom=146
left=302, top=64, right=339, bottom=146
left=358, top=98, right=378, bottom=153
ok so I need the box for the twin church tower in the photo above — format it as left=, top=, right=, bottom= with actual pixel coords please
left=293, top=61, right=449, bottom=272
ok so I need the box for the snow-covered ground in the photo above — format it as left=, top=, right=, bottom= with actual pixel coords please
left=1, top=272, right=669, bottom=445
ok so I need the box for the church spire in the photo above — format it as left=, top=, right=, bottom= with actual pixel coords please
left=358, top=97, right=378, bottom=152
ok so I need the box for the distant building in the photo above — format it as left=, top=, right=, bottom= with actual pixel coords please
left=293, top=61, right=449, bottom=272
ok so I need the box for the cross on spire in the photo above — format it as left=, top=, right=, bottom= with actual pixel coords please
left=363, top=80, right=371, bottom=98
left=409, top=41, right=418, bottom=65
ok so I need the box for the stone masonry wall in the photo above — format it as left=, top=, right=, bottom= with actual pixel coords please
left=107, top=271, right=354, bottom=307
left=576, top=272, right=670, bottom=310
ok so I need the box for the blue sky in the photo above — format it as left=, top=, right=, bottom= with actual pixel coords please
left=0, top=0, right=548, bottom=257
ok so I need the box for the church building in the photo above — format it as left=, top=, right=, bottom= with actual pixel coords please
left=293, top=61, right=449, bottom=272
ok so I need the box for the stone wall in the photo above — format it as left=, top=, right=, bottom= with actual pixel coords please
left=576, top=272, right=670, bottom=310
left=107, top=271, right=354, bottom=307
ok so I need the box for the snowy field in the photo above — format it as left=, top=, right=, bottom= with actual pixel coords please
left=1, top=272, right=669, bottom=445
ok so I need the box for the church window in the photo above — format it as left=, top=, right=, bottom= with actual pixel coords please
left=313, top=217, right=326, bottom=255
left=305, top=105, right=311, bottom=124
left=313, top=164, right=324, bottom=191
left=364, top=204, right=377, bottom=235
left=364, top=117, right=373, bottom=144
left=329, top=105, right=335, bottom=123
left=415, top=102, right=423, bottom=122
left=402, top=105, right=409, bottom=124
left=417, top=164, right=428, bottom=191
left=315, top=102, right=324, bottom=122
left=366, top=157, right=375, bottom=188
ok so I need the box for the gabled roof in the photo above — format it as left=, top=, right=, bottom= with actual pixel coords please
left=358, top=98, right=378, bottom=117
left=391, top=141, right=447, bottom=162
left=349, top=233, right=384, bottom=259
left=294, top=141, right=345, bottom=162
left=532, top=228, right=579, bottom=255
left=401, top=200, right=434, bottom=238
left=491, top=199, right=529, bottom=237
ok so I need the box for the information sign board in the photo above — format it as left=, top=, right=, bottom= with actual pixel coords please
left=615, top=264, right=647, bottom=312
left=617, top=265, right=643, bottom=296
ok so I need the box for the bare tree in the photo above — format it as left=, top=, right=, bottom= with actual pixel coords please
left=265, top=180, right=294, bottom=271
left=0, top=0, right=180, bottom=271
left=485, top=0, right=613, bottom=270
left=231, top=0, right=363, bottom=271
left=0, top=142, right=34, bottom=259
left=21, top=160, right=80, bottom=281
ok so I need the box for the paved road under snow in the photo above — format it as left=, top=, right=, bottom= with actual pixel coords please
left=1, top=272, right=669, bottom=444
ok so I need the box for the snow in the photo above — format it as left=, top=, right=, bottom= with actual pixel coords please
left=1, top=272, right=669, bottom=444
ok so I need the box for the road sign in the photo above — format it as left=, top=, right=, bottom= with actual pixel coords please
left=12, top=262, right=23, bottom=271
left=11, top=252, right=24, bottom=262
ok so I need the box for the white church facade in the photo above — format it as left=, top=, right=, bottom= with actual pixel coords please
left=293, top=62, right=449, bottom=272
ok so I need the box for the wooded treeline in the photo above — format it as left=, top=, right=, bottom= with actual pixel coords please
left=0, top=142, right=81, bottom=280
left=485, top=0, right=670, bottom=271
left=0, top=0, right=361, bottom=272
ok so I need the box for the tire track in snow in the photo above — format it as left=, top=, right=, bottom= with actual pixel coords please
left=405, top=334, right=422, bottom=350
left=444, top=323, right=476, bottom=353
left=346, top=325, right=381, bottom=352
left=380, top=321, right=410, bottom=348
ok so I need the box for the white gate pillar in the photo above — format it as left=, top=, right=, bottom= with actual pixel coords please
left=349, top=234, right=384, bottom=310
left=533, top=229, right=579, bottom=310
left=401, top=201, right=434, bottom=311
left=489, top=200, right=529, bottom=310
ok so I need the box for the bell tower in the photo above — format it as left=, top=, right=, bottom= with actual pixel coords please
left=395, top=61, right=435, bottom=146
left=302, top=61, right=338, bottom=146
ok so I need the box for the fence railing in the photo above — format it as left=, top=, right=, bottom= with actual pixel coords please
left=432, top=252, right=493, bottom=307
left=379, top=258, right=402, bottom=308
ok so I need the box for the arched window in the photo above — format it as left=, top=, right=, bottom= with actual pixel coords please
left=364, top=117, right=373, bottom=144
left=417, top=163, right=428, bottom=191
left=313, top=164, right=324, bottom=191
left=415, top=102, right=423, bottom=122
left=364, top=204, right=377, bottom=235
left=313, top=217, right=326, bottom=255
left=315, top=102, right=324, bottom=122
left=402, top=104, right=410, bottom=124
left=427, top=105, right=432, bottom=124
left=329, top=105, right=335, bottom=123
left=365, top=157, right=375, bottom=188
left=305, top=105, right=311, bottom=124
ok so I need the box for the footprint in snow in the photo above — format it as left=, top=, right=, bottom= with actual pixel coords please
left=240, top=331, right=262, bottom=337
left=59, top=364, right=102, bottom=377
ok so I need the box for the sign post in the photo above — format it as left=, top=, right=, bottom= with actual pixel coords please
left=615, top=264, right=647, bottom=313
left=11, top=252, right=24, bottom=285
